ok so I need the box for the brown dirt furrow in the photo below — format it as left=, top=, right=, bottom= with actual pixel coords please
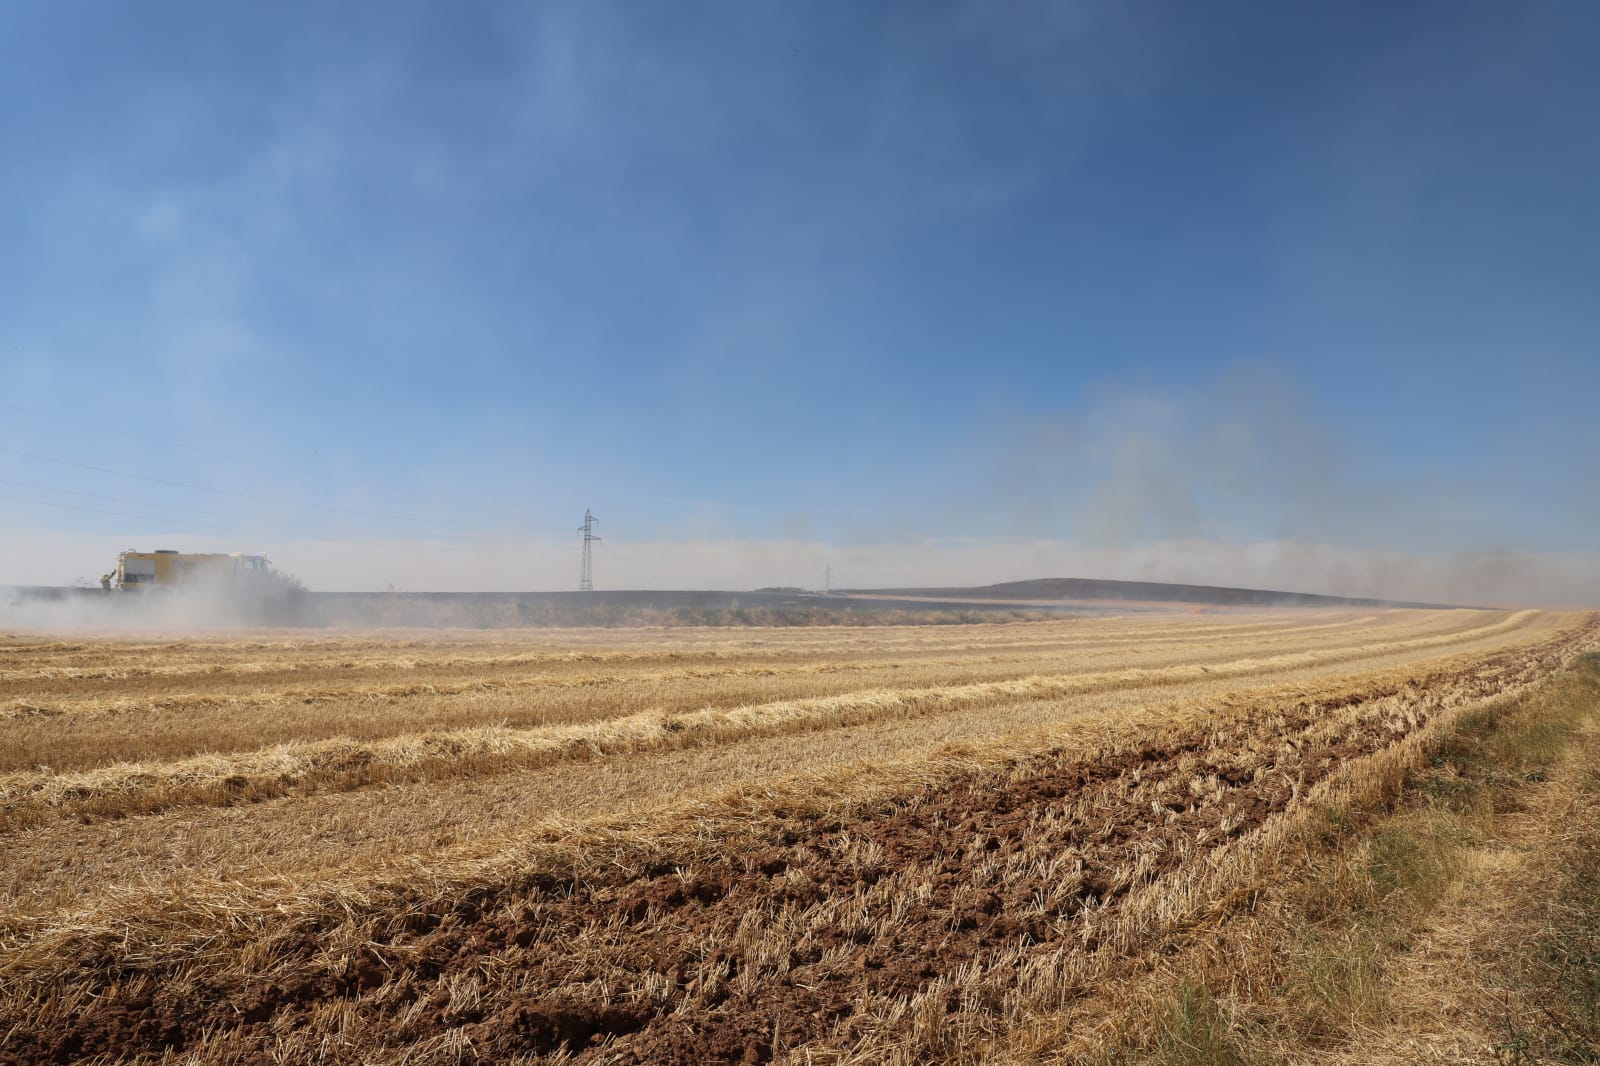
left=0, top=612, right=1480, bottom=731
left=0, top=611, right=1498, bottom=698
left=0, top=634, right=1381, bottom=723
left=1, top=626, right=1586, bottom=1066
left=0, top=612, right=1563, bottom=829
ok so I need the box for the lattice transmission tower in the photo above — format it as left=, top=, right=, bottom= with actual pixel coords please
left=577, top=509, right=600, bottom=591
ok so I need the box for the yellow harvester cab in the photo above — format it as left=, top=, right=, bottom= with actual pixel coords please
left=113, top=550, right=274, bottom=589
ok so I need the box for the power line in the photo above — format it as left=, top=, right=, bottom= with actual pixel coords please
left=0, top=493, right=569, bottom=556
left=0, top=446, right=539, bottom=534
left=5, top=400, right=865, bottom=533
left=0, top=476, right=319, bottom=527
left=0, top=493, right=235, bottom=532
left=0, top=476, right=572, bottom=542
left=639, top=494, right=777, bottom=517
left=0, top=400, right=423, bottom=500
left=4, top=401, right=831, bottom=529
left=0, top=400, right=571, bottom=516
left=0, top=400, right=273, bottom=466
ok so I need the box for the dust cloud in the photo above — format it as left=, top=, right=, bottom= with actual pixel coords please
left=2, top=363, right=1596, bottom=615
left=0, top=571, right=308, bottom=632
left=963, top=363, right=1599, bottom=607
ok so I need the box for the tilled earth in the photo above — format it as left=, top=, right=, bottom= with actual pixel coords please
left=3, top=622, right=1594, bottom=1065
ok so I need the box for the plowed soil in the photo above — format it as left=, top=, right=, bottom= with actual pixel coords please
left=4, top=614, right=1592, bottom=1065
left=6, top=611, right=1593, bottom=1056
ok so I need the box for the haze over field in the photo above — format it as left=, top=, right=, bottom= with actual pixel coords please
left=2, top=2, right=1597, bottom=603
left=7, top=8, right=1600, bottom=1058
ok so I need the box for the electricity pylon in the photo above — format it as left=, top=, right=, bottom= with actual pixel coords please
left=577, top=509, right=600, bottom=591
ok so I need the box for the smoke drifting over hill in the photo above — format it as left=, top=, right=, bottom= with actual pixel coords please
left=3, top=529, right=1596, bottom=611
left=1, top=363, right=1594, bottom=609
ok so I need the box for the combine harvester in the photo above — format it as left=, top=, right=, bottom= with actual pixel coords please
left=93, top=548, right=307, bottom=624
left=102, top=548, right=277, bottom=590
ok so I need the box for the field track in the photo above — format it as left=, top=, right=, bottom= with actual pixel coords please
left=1, top=608, right=1595, bottom=1064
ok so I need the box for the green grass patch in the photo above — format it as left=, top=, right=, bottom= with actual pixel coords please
left=1497, top=842, right=1600, bottom=1063
left=1109, top=651, right=1600, bottom=1062
left=1364, top=814, right=1471, bottom=907
left=1137, top=983, right=1250, bottom=1066
left=1274, top=653, right=1597, bottom=1052
left=1282, top=921, right=1389, bottom=1040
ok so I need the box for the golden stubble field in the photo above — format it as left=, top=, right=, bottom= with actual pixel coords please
left=1, top=607, right=1595, bottom=1064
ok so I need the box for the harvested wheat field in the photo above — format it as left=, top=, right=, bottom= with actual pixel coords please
left=2, top=607, right=1597, bottom=1064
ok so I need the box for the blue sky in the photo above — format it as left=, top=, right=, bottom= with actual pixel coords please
left=2, top=1, right=1596, bottom=599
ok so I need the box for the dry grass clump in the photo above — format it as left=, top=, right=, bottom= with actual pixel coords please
left=0, top=609, right=1567, bottom=794
left=1020, top=650, right=1600, bottom=1066
left=0, top=609, right=1593, bottom=1065
left=0, top=639, right=1508, bottom=824
left=4, top=674, right=1113, bottom=824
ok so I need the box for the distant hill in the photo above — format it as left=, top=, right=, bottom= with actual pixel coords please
left=4, top=577, right=1466, bottom=629
left=845, top=578, right=1458, bottom=610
